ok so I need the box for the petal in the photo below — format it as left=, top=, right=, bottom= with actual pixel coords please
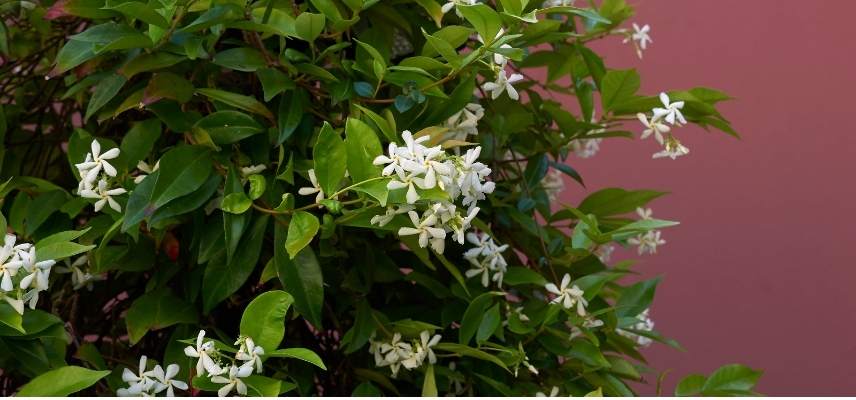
left=659, top=92, right=670, bottom=106
left=90, top=140, right=101, bottom=158
left=101, top=148, right=120, bottom=159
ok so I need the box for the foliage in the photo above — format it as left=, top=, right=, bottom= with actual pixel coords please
left=0, top=0, right=758, bottom=396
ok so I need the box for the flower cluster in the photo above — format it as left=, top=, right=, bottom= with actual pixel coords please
left=618, top=308, right=655, bottom=347
left=540, top=169, right=566, bottom=202
left=638, top=92, right=690, bottom=160
left=463, top=232, right=509, bottom=287
left=545, top=273, right=588, bottom=316
left=183, top=330, right=265, bottom=397
left=372, top=130, right=494, bottom=253
left=570, top=113, right=605, bottom=159
left=0, top=234, right=56, bottom=315
left=369, top=331, right=441, bottom=378
left=75, top=140, right=127, bottom=212
left=628, top=207, right=667, bottom=255
left=117, top=355, right=187, bottom=397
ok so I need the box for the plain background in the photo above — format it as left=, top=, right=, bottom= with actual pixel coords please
left=556, top=0, right=856, bottom=395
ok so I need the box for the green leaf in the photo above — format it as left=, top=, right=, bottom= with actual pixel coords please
left=422, top=30, right=462, bottom=70
left=433, top=342, right=508, bottom=372
left=223, top=166, right=249, bottom=264
left=120, top=119, right=161, bottom=170
left=103, top=0, right=169, bottom=28
left=35, top=242, right=95, bottom=263
left=276, top=224, right=324, bottom=328
left=84, top=73, right=126, bottom=121
left=276, top=89, right=306, bottom=145
left=70, top=22, right=153, bottom=53
left=353, top=104, right=396, bottom=142
left=202, top=215, right=270, bottom=313
left=196, top=88, right=274, bottom=121
left=700, top=364, right=763, bottom=395
left=150, top=145, right=213, bottom=208
left=616, top=277, right=660, bottom=318
left=221, top=192, right=252, bottom=214
left=193, top=111, right=263, bottom=145
left=600, top=69, right=640, bottom=112
left=125, top=288, right=197, bottom=345
left=422, top=364, right=438, bottom=396
left=119, top=52, right=186, bottom=79
left=475, top=303, right=500, bottom=344
left=675, top=374, right=706, bottom=396
left=213, top=47, right=266, bottom=72
left=503, top=266, right=547, bottom=286
left=248, top=175, right=266, bottom=200
left=344, top=118, right=382, bottom=182
left=267, top=348, right=327, bottom=370
left=285, top=211, right=320, bottom=259
left=53, top=40, right=97, bottom=75
left=457, top=4, right=502, bottom=45
left=257, top=68, right=295, bottom=102
left=459, top=292, right=497, bottom=345
left=239, top=290, right=294, bottom=352
left=295, top=12, right=326, bottom=42
left=0, top=303, right=24, bottom=333
left=143, top=72, right=195, bottom=105
left=578, top=188, right=666, bottom=217
left=313, top=122, right=348, bottom=196
left=17, top=366, right=110, bottom=396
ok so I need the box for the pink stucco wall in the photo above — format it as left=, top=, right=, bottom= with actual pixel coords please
left=557, top=1, right=856, bottom=395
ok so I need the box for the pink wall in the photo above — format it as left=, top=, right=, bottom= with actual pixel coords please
left=557, top=1, right=856, bottom=395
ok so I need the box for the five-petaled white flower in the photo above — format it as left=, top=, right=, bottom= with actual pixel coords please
left=464, top=231, right=509, bottom=287
left=183, top=330, right=222, bottom=377
left=119, top=355, right=156, bottom=396
left=236, top=337, right=265, bottom=373
left=297, top=169, right=326, bottom=203
left=75, top=140, right=120, bottom=191
left=398, top=210, right=447, bottom=251
left=545, top=273, right=588, bottom=316
left=210, top=363, right=253, bottom=397
left=370, top=205, right=414, bottom=227
left=637, top=113, right=671, bottom=145
left=482, top=69, right=524, bottom=100
left=652, top=92, right=686, bottom=125
left=652, top=136, right=690, bottom=160
left=149, top=363, right=188, bottom=397
left=636, top=207, right=653, bottom=220
left=417, top=330, right=441, bottom=365
left=79, top=179, right=127, bottom=212
left=628, top=230, right=666, bottom=255
left=18, top=245, right=55, bottom=309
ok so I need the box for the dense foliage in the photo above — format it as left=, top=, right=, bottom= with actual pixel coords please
left=0, top=0, right=761, bottom=396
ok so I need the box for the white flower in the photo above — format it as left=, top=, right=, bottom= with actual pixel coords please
left=456, top=147, right=494, bottom=209
left=240, top=164, right=267, bottom=177
left=570, top=112, right=605, bottom=159
left=183, top=330, right=223, bottom=377
left=652, top=92, right=686, bottom=125
left=541, top=169, right=565, bottom=201
left=441, top=0, right=477, bottom=17
left=593, top=244, right=614, bottom=263
left=149, top=364, right=188, bottom=397
left=119, top=355, right=156, bottom=396
left=637, top=113, right=670, bottom=145
left=623, top=23, right=652, bottom=58
left=398, top=210, right=446, bottom=252
left=235, top=337, right=265, bottom=373
left=134, top=160, right=160, bottom=184
left=418, top=330, right=441, bottom=365
left=210, top=364, right=252, bottom=397
left=463, top=232, right=509, bottom=287
left=58, top=255, right=105, bottom=291
left=652, top=136, right=690, bottom=160
left=79, top=179, right=127, bottom=212
left=444, top=103, right=484, bottom=142
left=617, top=308, right=655, bottom=347
left=569, top=316, right=604, bottom=339
left=17, top=245, right=55, bottom=309
left=482, top=69, right=524, bottom=100
left=0, top=234, right=24, bottom=292
left=628, top=230, right=666, bottom=255
left=373, top=332, right=415, bottom=377
left=545, top=273, right=588, bottom=316
left=536, top=386, right=560, bottom=397
left=75, top=140, right=120, bottom=191
left=370, top=205, right=413, bottom=227
left=297, top=169, right=326, bottom=203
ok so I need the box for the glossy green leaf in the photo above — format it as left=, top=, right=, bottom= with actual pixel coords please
left=150, top=145, right=213, bottom=208
left=285, top=211, right=320, bottom=258
left=276, top=224, right=324, bottom=328
left=312, top=122, right=348, bottom=196
left=17, top=366, right=110, bottom=396
left=267, top=348, right=327, bottom=370
left=125, top=288, right=197, bottom=345
left=203, top=215, right=270, bottom=313
left=239, top=290, right=294, bottom=352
